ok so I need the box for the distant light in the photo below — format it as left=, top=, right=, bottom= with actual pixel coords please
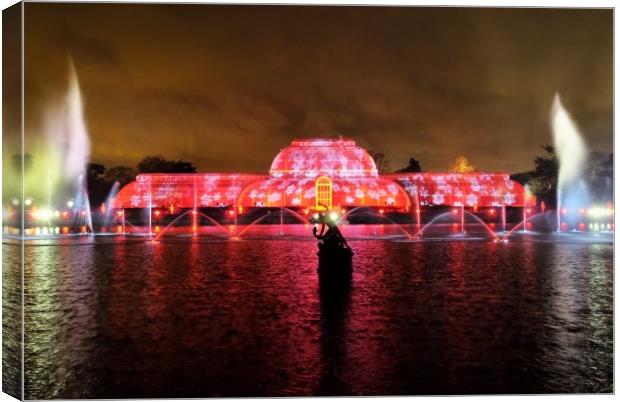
left=489, top=209, right=495, bottom=215
left=313, top=213, right=319, bottom=220
left=526, top=209, right=532, bottom=214
left=451, top=208, right=458, bottom=214
left=155, top=225, right=160, bottom=233
left=329, top=211, right=338, bottom=221
left=24, top=198, right=32, bottom=207
left=415, top=209, right=421, bottom=214
left=10, top=199, right=19, bottom=206
left=561, top=208, right=568, bottom=215
left=588, top=206, right=607, bottom=218
left=116, top=211, right=123, bottom=217
left=228, top=210, right=235, bottom=216
left=154, top=210, right=161, bottom=217
left=304, top=209, right=309, bottom=215
left=192, top=210, right=197, bottom=215
left=66, top=200, right=74, bottom=208
left=32, top=209, right=52, bottom=221
left=238, top=206, right=243, bottom=214
left=379, top=209, right=385, bottom=215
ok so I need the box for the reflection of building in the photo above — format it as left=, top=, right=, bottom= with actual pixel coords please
left=113, top=138, right=534, bottom=211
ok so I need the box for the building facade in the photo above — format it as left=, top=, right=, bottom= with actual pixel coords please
left=113, top=138, right=535, bottom=211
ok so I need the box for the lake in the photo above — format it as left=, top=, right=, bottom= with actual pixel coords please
left=2, top=224, right=613, bottom=398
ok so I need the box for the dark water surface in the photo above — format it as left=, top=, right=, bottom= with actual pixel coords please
left=4, top=225, right=614, bottom=397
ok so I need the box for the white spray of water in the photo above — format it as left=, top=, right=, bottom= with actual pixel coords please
left=65, top=60, right=91, bottom=179
left=44, top=59, right=91, bottom=182
left=42, top=59, right=93, bottom=233
left=551, top=93, right=588, bottom=231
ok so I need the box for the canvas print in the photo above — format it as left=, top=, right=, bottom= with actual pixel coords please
left=2, top=2, right=613, bottom=399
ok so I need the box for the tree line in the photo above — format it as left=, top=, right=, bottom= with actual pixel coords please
left=87, top=155, right=197, bottom=207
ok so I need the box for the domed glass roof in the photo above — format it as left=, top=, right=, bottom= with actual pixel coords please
left=269, top=138, right=378, bottom=178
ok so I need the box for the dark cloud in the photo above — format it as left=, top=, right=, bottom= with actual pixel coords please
left=23, top=4, right=612, bottom=174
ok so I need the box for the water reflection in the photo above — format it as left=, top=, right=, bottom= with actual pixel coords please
left=8, top=229, right=614, bottom=398
left=317, top=268, right=351, bottom=395
left=2, top=244, right=22, bottom=398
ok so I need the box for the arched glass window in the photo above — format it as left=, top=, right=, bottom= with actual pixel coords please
left=315, top=176, right=332, bottom=210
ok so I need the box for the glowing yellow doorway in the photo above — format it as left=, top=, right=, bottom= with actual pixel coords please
left=315, top=176, right=332, bottom=211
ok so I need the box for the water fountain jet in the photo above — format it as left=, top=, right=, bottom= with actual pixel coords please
left=551, top=94, right=589, bottom=232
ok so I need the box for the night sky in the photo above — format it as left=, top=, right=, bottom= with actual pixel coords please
left=22, top=4, right=612, bottom=174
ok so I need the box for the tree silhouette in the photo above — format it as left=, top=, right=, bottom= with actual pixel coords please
left=104, top=166, right=136, bottom=187
left=396, top=158, right=422, bottom=173
left=369, top=150, right=389, bottom=173
left=137, top=155, right=197, bottom=173
left=527, top=145, right=558, bottom=208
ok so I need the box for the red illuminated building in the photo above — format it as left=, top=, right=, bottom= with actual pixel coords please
left=113, top=138, right=534, bottom=212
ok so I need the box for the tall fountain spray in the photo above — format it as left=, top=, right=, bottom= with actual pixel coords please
left=64, top=60, right=91, bottom=180
left=43, top=58, right=93, bottom=233
left=551, top=94, right=589, bottom=232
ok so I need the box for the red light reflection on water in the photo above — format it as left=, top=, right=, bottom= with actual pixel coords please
left=21, top=227, right=614, bottom=397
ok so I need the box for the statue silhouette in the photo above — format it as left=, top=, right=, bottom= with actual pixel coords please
left=311, top=212, right=353, bottom=280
